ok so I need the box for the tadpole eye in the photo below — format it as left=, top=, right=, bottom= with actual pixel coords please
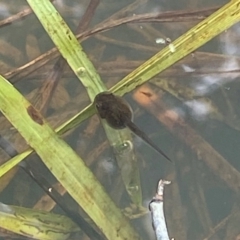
left=96, top=102, right=103, bottom=109
left=96, top=103, right=100, bottom=108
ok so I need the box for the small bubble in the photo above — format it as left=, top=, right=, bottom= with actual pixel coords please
left=115, top=140, right=133, bottom=153
left=155, top=38, right=165, bottom=44
left=127, top=184, right=139, bottom=193
left=169, top=44, right=176, bottom=52
left=182, top=64, right=195, bottom=72
left=77, top=67, right=86, bottom=76
left=166, top=37, right=171, bottom=43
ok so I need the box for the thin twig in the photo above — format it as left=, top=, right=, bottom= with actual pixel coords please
left=5, top=7, right=218, bottom=82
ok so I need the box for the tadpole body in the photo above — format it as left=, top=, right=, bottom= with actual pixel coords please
left=94, top=92, right=171, bottom=162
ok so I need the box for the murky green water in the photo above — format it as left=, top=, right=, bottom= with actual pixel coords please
left=0, top=0, right=239, bottom=239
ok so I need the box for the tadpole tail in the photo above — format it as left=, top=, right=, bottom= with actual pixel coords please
left=127, top=121, right=172, bottom=163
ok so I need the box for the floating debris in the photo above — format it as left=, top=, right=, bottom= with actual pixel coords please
left=169, top=43, right=176, bottom=53
left=149, top=179, right=171, bottom=240
left=155, top=38, right=166, bottom=44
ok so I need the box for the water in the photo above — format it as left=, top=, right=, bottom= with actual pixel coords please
left=0, top=0, right=239, bottom=239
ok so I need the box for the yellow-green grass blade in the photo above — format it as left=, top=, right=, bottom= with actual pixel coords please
left=0, top=203, right=79, bottom=240
left=0, top=125, right=142, bottom=207
left=2, top=0, right=238, bottom=204
left=54, top=1, right=240, bottom=204
left=0, top=107, right=142, bottom=206
left=110, top=0, right=240, bottom=95
left=1, top=0, right=238, bottom=205
left=0, top=75, right=141, bottom=240
left=100, top=126, right=142, bottom=206
left=58, top=0, right=240, bottom=134
left=0, top=105, right=94, bottom=179
left=56, top=104, right=95, bottom=135
left=26, top=0, right=142, bottom=206
left=0, top=149, right=32, bottom=178
left=26, top=0, right=106, bottom=100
